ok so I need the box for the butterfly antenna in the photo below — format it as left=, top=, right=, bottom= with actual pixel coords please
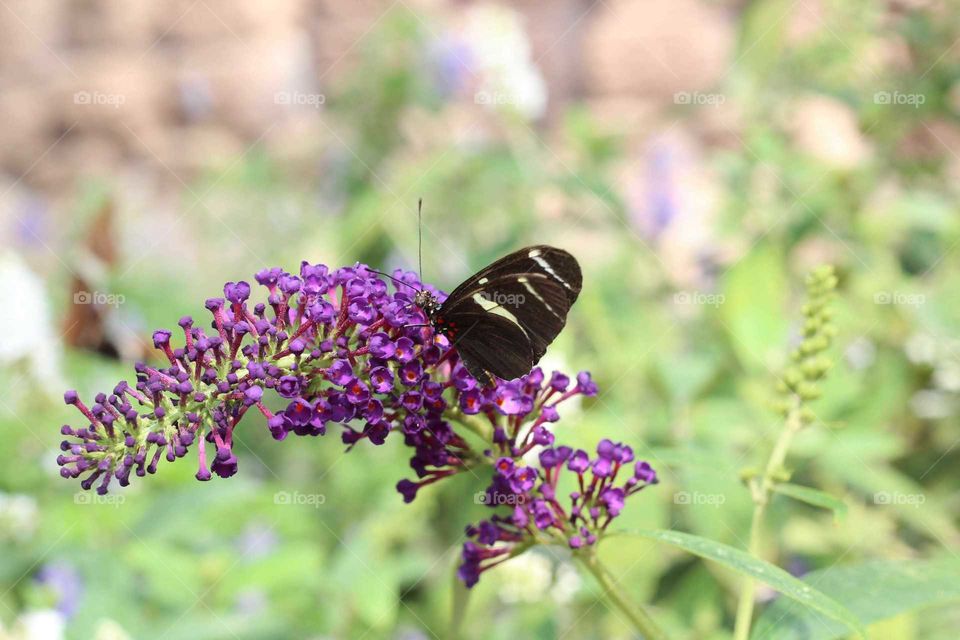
left=418, top=198, right=423, bottom=280
left=366, top=269, right=420, bottom=293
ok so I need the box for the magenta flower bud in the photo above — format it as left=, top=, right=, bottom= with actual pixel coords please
left=548, top=371, right=570, bottom=392
left=396, top=479, right=419, bottom=504
left=575, top=371, right=598, bottom=396
left=224, top=281, right=251, bottom=304
left=567, top=450, right=590, bottom=473
left=152, top=330, right=172, bottom=348
left=634, top=461, right=658, bottom=484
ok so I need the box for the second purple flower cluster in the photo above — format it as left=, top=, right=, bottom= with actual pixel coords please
left=459, top=439, right=658, bottom=586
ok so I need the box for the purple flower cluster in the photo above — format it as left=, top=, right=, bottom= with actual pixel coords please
left=458, top=439, right=658, bottom=587
left=55, top=259, right=658, bottom=589
left=58, top=262, right=457, bottom=493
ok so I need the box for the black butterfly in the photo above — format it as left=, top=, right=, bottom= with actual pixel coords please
left=410, top=245, right=582, bottom=386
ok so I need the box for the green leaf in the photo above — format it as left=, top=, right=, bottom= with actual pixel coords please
left=773, top=483, right=848, bottom=521
left=619, top=529, right=865, bottom=638
left=752, top=559, right=960, bottom=640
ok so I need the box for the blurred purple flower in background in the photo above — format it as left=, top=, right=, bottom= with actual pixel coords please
left=636, top=144, right=678, bottom=240
left=625, top=133, right=725, bottom=289
left=35, top=562, right=83, bottom=618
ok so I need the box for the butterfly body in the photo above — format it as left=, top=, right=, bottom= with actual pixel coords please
left=414, top=245, right=582, bottom=386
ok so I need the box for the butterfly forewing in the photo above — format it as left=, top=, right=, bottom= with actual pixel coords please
left=429, top=245, right=582, bottom=385
left=443, top=245, right=582, bottom=306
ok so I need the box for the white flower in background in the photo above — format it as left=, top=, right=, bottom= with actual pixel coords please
left=904, top=333, right=938, bottom=365
left=550, top=562, right=582, bottom=604
left=11, top=610, right=65, bottom=640
left=458, top=4, right=547, bottom=120
left=495, top=552, right=553, bottom=603
left=910, top=389, right=954, bottom=419
left=933, top=360, right=960, bottom=392
left=844, top=337, right=876, bottom=371
left=0, top=493, right=39, bottom=542
left=0, top=252, right=64, bottom=397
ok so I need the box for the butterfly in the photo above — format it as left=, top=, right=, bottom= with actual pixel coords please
left=409, top=245, right=582, bottom=386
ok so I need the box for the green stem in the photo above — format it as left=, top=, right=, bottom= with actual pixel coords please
left=576, top=552, right=668, bottom=640
left=448, top=563, right=470, bottom=640
left=733, top=395, right=803, bottom=640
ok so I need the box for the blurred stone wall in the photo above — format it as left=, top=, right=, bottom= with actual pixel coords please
left=0, top=0, right=736, bottom=202
left=0, top=0, right=311, bottom=192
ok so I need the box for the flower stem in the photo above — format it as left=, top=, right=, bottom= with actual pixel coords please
left=733, top=395, right=803, bottom=640
left=577, top=552, right=667, bottom=640
left=448, top=563, right=470, bottom=639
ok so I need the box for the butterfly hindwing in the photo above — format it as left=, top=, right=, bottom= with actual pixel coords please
left=444, top=309, right=536, bottom=382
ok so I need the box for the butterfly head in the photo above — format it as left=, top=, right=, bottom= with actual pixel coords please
left=414, top=289, right=441, bottom=319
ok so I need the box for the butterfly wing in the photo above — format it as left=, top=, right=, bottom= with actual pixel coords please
left=444, top=245, right=582, bottom=307
left=445, top=310, right=536, bottom=384
left=437, top=245, right=582, bottom=384
left=443, top=273, right=570, bottom=358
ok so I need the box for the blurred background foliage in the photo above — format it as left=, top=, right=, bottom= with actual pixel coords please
left=1, top=0, right=959, bottom=638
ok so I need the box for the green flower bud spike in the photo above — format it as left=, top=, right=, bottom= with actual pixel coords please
left=733, top=265, right=839, bottom=640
